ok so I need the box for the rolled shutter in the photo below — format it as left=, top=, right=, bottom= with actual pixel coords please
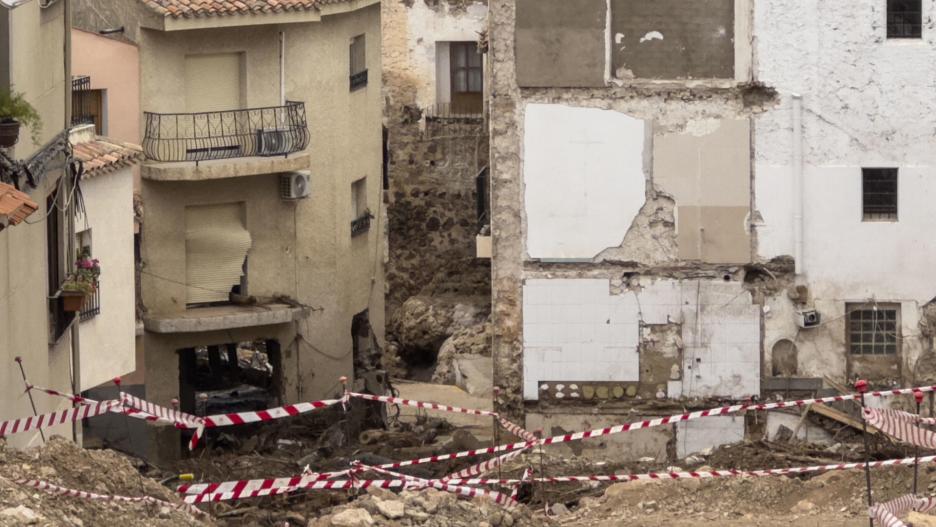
left=185, top=203, right=251, bottom=304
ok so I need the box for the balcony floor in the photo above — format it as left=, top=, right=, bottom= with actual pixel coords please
left=142, top=152, right=310, bottom=181
left=143, top=303, right=304, bottom=334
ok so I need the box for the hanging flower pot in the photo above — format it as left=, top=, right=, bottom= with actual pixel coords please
left=61, top=290, right=87, bottom=312
left=0, top=120, right=20, bottom=148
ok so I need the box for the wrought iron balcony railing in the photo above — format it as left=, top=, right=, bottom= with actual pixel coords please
left=142, top=102, right=310, bottom=162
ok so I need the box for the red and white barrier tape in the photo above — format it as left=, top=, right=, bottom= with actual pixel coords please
left=183, top=478, right=409, bottom=504
left=871, top=504, right=908, bottom=527
left=25, top=384, right=86, bottom=404
left=497, top=416, right=538, bottom=442
left=0, top=400, right=120, bottom=437
left=177, top=469, right=349, bottom=497
left=120, top=392, right=201, bottom=427
left=441, top=448, right=528, bottom=481
left=354, top=462, right=515, bottom=508
left=187, top=396, right=345, bottom=450
left=865, top=407, right=936, bottom=449
left=16, top=479, right=207, bottom=517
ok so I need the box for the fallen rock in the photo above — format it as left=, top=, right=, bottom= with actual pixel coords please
left=375, top=499, right=405, bottom=520
left=329, top=508, right=374, bottom=527
left=550, top=503, right=570, bottom=516
left=453, top=354, right=493, bottom=396
left=791, top=500, right=816, bottom=514
left=0, top=505, right=43, bottom=525
left=907, top=511, right=936, bottom=526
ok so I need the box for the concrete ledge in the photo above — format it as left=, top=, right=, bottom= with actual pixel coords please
left=141, top=153, right=310, bottom=182
left=144, top=304, right=303, bottom=334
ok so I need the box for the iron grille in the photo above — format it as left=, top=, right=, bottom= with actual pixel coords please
left=424, top=102, right=486, bottom=123
left=887, top=0, right=922, bottom=38
left=71, top=75, right=95, bottom=127
left=862, top=168, right=898, bottom=221
left=80, top=287, right=101, bottom=322
left=142, top=102, right=310, bottom=162
left=351, top=213, right=372, bottom=237
left=350, top=70, right=368, bottom=91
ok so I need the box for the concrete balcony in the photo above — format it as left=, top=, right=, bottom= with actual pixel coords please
left=143, top=303, right=304, bottom=334
left=141, top=102, right=310, bottom=181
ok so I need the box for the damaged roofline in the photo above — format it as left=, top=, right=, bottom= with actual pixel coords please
left=146, top=0, right=380, bottom=31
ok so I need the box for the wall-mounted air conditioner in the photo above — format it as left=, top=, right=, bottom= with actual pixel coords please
left=257, top=128, right=290, bottom=156
left=280, top=171, right=311, bottom=200
left=796, top=309, right=821, bottom=329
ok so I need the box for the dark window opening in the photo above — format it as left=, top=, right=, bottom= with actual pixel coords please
left=888, top=0, right=922, bottom=38
left=862, top=168, right=898, bottom=221
left=178, top=339, right=282, bottom=450
left=47, top=190, right=72, bottom=341
left=350, top=34, right=367, bottom=91
left=848, top=305, right=899, bottom=355
left=382, top=126, right=389, bottom=191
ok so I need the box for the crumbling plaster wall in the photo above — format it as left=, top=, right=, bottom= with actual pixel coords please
left=489, top=0, right=769, bottom=416
left=383, top=0, right=491, bottom=315
left=754, top=0, right=936, bottom=384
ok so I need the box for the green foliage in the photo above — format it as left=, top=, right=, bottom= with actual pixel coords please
left=61, top=248, right=101, bottom=296
left=0, top=89, right=42, bottom=144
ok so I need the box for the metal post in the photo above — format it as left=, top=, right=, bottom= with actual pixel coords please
left=856, top=379, right=873, bottom=526
left=492, top=387, right=502, bottom=484
left=14, top=357, right=46, bottom=443
left=914, top=390, right=924, bottom=495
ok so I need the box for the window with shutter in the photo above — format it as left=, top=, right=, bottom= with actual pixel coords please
left=184, top=203, right=251, bottom=305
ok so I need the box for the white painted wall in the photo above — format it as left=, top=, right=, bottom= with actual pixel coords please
left=523, top=278, right=760, bottom=400
left=754, top=0, right=936, bottom=377
left=77, top=166, right=137, bottom=390
left=398, top=1, right=488, bottom=109
left=523, top=104, right=647, bottom=259
left=676, top=416, right=745, bottom=459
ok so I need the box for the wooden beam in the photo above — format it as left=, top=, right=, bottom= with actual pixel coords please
left=812, top=403, right=879, bottom=435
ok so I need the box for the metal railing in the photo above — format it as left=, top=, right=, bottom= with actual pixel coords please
left=71, top=75, right=95, bottom=127
left=424, top=102, right=486, bottom=123
left=142, top=102, right=310, bottom=162
left=351, top=213, right=372, bottom=237
left=476, top=166, right=490, bottom=232
left=80, top=287, right=100, bottom=322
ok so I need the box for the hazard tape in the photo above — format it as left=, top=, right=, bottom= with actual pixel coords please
left=865, top=407, right=936, bottom=449
left=187, top=396, right=345, bottom=450
left=16, top=479, right=207, bottom=517
left=0, top=400, right=121, bottom=437
left=871, top=505, right=908, bottom=527
left=354, top=462, right=516, bottom=508
left=26, top=385, right=193, bottom=429
left=120, top=392, right=201, bottom=427
left=441, top=448, right=528, bottom=481
left=177, top=469, right=349, bottom=496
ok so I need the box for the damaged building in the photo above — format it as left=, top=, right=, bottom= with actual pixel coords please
left=382, top=0, right=493, bottom=388
left=72, top=0, right=385, bottom=459
left=488, top=0, right=936, bottom=459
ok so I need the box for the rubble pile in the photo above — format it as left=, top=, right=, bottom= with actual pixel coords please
left=308, top=487, right=542, bottom=527
left=0, top=437, right=208, bottom=527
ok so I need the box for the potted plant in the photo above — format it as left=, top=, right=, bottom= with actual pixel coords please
left=0, top=89, right=41, bottom=148
left=60, top=250, right=100, bottom=312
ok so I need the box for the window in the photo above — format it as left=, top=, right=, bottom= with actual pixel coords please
left=76, top=230, right=100, bottom=321
left=71, top=76, right=106, bottom=134
left=449, top=42, right=483, bottom=114
left=848, top=305, right=900, bottom=355
left=888, top=0, right=922, bottom=38
left=862, top=168, right=898, bottom=221
left=46, top=190, right=70, bottom=341
left=350, top=34, right=367, bottom=91
left=351, top=178, right=370, bottom=236
left=184, top=203, right=251, bottom=305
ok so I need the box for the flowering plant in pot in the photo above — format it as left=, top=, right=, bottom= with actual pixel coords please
left=0, top=89, right=41, bottom=148
left=60, top=250, right=100, bottom=312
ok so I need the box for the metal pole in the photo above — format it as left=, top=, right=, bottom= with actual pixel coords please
left=914, top=390, right=924, bottom=495
left=492, top=387, right=502, bottom=484
left=856, top=379, right=873, bottom=526
left=14, top=357, right=46, bottom=443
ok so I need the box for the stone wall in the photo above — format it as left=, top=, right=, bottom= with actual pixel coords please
left=382, top=0, right=491, bottom=326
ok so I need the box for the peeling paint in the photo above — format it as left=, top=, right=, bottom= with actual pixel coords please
left=639, top=31, right=664, bottom=43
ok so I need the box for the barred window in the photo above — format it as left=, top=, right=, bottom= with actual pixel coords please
left=847, top=305, right=899, bottom=355
left=888, top=0, right=922, bottom=39
left=349, top=34, right=367, bottom=91
left=862, top=168, right=898, bottom=221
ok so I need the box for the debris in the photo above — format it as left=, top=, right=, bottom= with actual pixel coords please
left=549, top=503, right=570, bottom=516
left=0, top=505, right=43, bottom=525
left=374, top=499, right=405, bottom=519
left=328, top=509, right=374, bottom=527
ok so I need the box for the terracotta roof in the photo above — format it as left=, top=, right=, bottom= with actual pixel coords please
left=0, top=182, right=38, bottom=229
left=72, top=138, right=144, bottom=177
left=139, top=0, right=337, bottom=18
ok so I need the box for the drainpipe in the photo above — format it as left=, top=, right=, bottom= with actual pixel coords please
left=279, top=31, right=285, bottom=106
left=792, top=94, right=804, bottom=278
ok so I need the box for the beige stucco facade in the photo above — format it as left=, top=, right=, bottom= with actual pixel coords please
left=0, top=0, right=73, bottom=447
left=73, top=0, right=384, bottom=458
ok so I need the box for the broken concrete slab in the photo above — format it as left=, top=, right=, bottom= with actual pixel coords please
left=453, top=354, right=493, bottom=396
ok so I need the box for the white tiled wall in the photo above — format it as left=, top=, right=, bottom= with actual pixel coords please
left=522, top=278, right=761, bottom=400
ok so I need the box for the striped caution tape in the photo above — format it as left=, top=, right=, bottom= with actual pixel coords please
left=120, top=392, right=202, bottom=428
left=177, top=469, right=350, bottom=497
left=864, top=407, right=936, bottom=449
left=0, top=400, right=121, bottom=437
left=26, top=385, right=190, bottom=428
left=353, top=462, right=516, bottom=508
left=16, top=479, right=207, bottom=518
left=441, top=448, right=528, bottom=481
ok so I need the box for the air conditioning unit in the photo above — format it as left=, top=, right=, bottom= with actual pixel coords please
left=796, top=309, right=821, bottom=329
left=280, top=171, right=311, bottom=200
left=257, top=128, right=290, bottom=156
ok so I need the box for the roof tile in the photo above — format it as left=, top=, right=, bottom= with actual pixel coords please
left=139, top=0, right=350, bottom=18
left=0, top=182, right=38, bottom=229
left=72, top=137, right=144, bottom=178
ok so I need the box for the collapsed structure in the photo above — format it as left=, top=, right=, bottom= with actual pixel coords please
left=487, top=0, right=936, bottom=458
